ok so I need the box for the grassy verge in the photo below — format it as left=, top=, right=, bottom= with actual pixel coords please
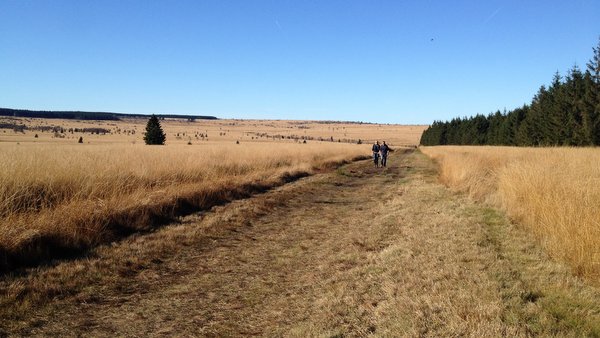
left=468, top=206, right=600, bottom=336
left=420, top=146, right=600, bottom=283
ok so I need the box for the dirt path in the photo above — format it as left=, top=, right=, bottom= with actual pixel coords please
left=2, top=150, right=600, bottom=337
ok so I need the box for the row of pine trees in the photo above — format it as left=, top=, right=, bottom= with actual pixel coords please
left=420, top=39, right=600, bottom=146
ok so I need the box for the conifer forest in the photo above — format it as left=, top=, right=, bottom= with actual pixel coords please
left=420, top=38, right=600, bottom=146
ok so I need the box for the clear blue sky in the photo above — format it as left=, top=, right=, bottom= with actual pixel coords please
left=1, top=1, right=599, bottom=124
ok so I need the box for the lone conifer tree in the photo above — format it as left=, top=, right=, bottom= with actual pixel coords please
left=144, top=114, right=166, bottom=145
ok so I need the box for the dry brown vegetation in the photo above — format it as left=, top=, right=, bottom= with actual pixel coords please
left=0, top=116, right=427, bottom=146
left=0, top=142, right=367, bottom=272
left=421, top=146, right=600, bottom=283
left=2, top=150, right=599, bottom=336
left=3, top=117, right=600, bottom=336
left=0, top=117, right=425, bottom=272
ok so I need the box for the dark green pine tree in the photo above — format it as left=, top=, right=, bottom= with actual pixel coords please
left=565, top=65, right=591, bottom=145
left=587, top=37, right=600, bottom=145
left=144, top=114, right=166, bottom=145
left=486, top=110, right=504, bottom=145
left=545, top=72, right=567, bottom=145
left=518, top=86, right=549, bottom=146
left=581, top=70, right=596, bottom=145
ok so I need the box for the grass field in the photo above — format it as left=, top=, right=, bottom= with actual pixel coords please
left=3, top=117, right=600, bottom=335
left=421, top=146, right=600, bottom=283
left=2, top=149, right=599, bottom=336
left=0, top=117, right=424, bottom=272
left=0, top=116, right=426, bottom=146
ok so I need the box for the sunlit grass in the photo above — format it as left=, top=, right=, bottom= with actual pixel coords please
left=0, top=141, right=366, bottom=268
left=421, top=146, right=600, bottom=282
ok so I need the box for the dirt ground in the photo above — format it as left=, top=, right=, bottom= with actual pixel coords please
left=2, top=150, right=599, bottom=337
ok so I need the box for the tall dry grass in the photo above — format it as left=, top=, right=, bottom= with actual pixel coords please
left=420, top=146, right=600, bottom=282
left=0, top=142, right=366, bottom=271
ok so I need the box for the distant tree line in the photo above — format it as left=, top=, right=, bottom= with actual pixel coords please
left=0, top=108, right=121, bottom=120
left=0, top=108, right=218, bottom=121
left=420, top=38, right=600, bottom=146
left=0, top=122, right=111, bottom=134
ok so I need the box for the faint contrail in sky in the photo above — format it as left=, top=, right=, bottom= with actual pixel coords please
left=483, top=7, right=502, bottom=24
left=275, top=19, right=283, bottom=31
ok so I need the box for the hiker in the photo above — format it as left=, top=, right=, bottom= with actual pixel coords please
left=372, top=141, right=381, bottom=167
left=380, top=141, right=392, bottom=167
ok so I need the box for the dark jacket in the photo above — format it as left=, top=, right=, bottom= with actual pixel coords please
left=380, top=144, right=389, bottom=155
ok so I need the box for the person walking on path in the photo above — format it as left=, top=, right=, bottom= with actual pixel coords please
left=380, top=141, right=392, bottom=167
left=372, top=141, right=381, bottom=167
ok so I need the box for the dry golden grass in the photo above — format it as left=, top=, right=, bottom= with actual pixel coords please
left=3, top=150, right=599, bottom=336
left=0, top=116, right=427, bottom=146
left=0, top=142, right=360, bottom=215
left=0, top=140, right=367, bottom=271
left=0, top=116, right=424, bottom=270
left=420, top=146, right=600, bottom=282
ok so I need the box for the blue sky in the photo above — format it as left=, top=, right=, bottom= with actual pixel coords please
left=1, top=1, right=599, bottom=124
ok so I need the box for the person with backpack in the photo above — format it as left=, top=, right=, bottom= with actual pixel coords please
left=380, top=141, right=393, bottom=167
left=372, top=141, right=381, bottom=167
